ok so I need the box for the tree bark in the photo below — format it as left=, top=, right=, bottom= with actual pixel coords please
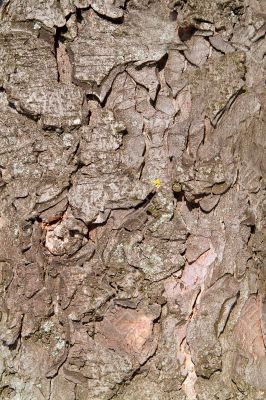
left=0, top=0, right=265, bottom=399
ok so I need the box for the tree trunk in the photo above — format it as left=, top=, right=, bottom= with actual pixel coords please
left=0, top=0, right=265, bottom=399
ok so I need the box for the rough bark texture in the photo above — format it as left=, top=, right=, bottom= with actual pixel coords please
left=0, top=0, right=265, bottom=399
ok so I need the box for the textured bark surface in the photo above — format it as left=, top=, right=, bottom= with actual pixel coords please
left=0, top=0, right=265, bottom=399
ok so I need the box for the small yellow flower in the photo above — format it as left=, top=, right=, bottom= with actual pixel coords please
left=151, top=178, right=161, bottom=188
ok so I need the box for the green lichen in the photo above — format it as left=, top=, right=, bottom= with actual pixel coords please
left=172, top=181, right=182, bottom=193
left=147, top=202, right=162, bottom=218
left=212, top=182, right=230, bottom=195
left=151, top=178, right=161, bottom=188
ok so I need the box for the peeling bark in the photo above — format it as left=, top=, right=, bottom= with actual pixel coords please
left=0, top=0, right=265, bottom=399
